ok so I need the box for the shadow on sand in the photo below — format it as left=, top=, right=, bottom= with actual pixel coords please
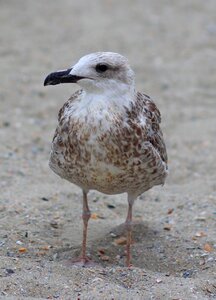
left=56, top=222, right=202, bottom=277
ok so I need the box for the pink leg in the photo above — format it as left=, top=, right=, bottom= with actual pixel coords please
left=125, top=200, right=133, bottom=267
left=69, top=190, right=92, bottom=266
left=80, top=190, right=91, bottom=262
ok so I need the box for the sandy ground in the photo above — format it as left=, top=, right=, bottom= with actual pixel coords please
left=0, top=0, right=216, bottom=299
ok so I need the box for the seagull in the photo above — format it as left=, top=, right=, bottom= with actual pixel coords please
left=44, top=52, right=168, bottom=267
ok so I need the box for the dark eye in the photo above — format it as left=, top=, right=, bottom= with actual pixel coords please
left=95, top=64, right=109, bottom=73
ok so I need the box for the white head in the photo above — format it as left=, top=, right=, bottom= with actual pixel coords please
left=44, top=52, right=135, bottom=95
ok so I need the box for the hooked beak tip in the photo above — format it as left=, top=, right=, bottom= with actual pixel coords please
left=44, top=68, right=86, bottom=86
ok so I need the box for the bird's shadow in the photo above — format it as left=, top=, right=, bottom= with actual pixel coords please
left=55, top=222, right=202, bottom=277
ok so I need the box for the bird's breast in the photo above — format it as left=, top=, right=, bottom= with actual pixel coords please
left=49, top=96, right=167, bottom=194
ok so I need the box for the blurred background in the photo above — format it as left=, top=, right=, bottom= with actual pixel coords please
left=0, top=0, right=216, bottom=298
left=1, top=0, right=216, bottom=204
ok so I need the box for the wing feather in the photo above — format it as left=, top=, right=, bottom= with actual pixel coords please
left=136, top=92, right=168, bottom=164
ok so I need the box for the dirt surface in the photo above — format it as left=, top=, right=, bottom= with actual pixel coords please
left=0, top=0, right=216, bottom=299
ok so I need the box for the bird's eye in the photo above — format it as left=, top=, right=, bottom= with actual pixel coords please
left=95, top=64, right=109, bottom=73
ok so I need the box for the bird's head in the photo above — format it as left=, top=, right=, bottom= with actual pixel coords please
left=44, top=52, right=135, bottom=94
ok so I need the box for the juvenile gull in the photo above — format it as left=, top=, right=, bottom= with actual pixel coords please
left=44, top=52, right=168, bottom=266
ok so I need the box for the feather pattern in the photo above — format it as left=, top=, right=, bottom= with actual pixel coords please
left=49, top=89, right=168, bottom=197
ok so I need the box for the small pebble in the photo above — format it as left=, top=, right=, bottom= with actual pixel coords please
left=110, top=232, right=117, bottom=237
left=17, top=171, right=25, bottom=177
left=50, top=220, right=58, bottom=228
left=0, top=241, right=5, bottom=247
left=195, top=216, right=206, bottom=221
left=114, top=236, right=127, bottom=245
left=92, top=196, right=100, bottom=202
left=199, top=259, right=205, bottom=266
left=200, top=253, right=208, bottom=257
left=3, top=121, right=10, bottom=127
left=107, top=204, right=116, bottom=209
left=203, top=243, right=213, bottom=252
left=53, top=293, right=60, bottom=298
left=163, top=224, right=172, bottom=231
left=97, top=248, right=105, bottom=255
left=167, top=208, right=174, bottom=214
left=120, top=272, right=127, bottom=277
left=5, top=268, right=15, bottom=275
left=52, top=253, right=58, bottom=260
left=100, top=255, right=110, bottom=261
left=109, top=268, right=116, bottom=274
left=92, top=277, right=103, bottom=283
left=195, top=231, right=207, bottom=237
left=16, top=240, right=23, bottom=245
left=182, top=270, right=193, bottom=278
left=18, top=247, right=27, bottom=253
left=7, top=251, right=15, bottom=257
left=98, top=270, right=107, bottom=276
left=41, top=197, right=49, bottom=201
left=206, top=257, right=214, bottom=262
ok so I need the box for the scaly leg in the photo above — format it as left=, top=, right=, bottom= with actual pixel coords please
left=70, top=189, right=92, bottom=266
left=81, top=189, right=91, bottom=262
left=125, top=195, right=135, bottom=267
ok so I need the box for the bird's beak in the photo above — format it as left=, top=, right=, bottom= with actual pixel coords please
left=44, top=68, right=85, bottom=86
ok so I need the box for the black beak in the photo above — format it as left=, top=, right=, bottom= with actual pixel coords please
left=44, top=68, right=85, bottom=86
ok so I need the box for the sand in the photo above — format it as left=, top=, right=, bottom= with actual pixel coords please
left=0, top=0, right=216, bottom=299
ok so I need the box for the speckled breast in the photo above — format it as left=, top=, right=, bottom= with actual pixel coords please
left=49, top=120, right=167, bottom=195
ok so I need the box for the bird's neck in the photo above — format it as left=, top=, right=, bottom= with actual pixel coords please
left=69, top=83, right=136, bottom=131
left=81, top=80, right=135, bottom=110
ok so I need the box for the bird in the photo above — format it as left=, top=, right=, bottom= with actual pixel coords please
left=44, top=52, right=168, bottom=267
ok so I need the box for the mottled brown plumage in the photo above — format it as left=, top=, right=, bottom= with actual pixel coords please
left=44, top=52, right=168, bottom=266
left=50, top=90, right=167, bottom=196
